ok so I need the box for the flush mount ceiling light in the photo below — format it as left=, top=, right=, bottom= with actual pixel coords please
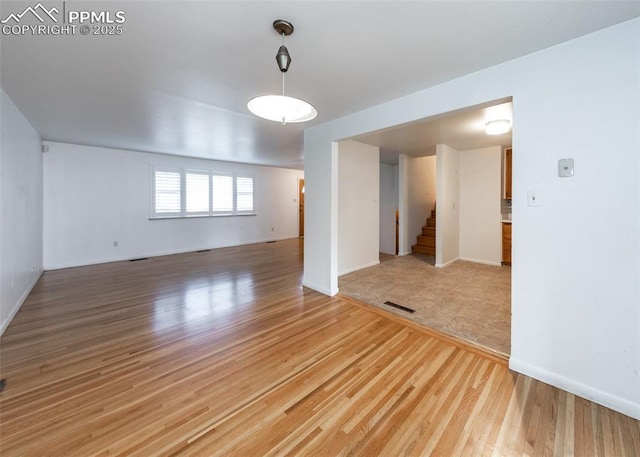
left=247, top=20, right=317, bottom=125
left=485, top=119, right=511, bottom=135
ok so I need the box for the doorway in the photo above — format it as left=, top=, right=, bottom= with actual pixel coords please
left=339, top=99, right=513, bottom=356
left=299, top=178, right=305, bottom=237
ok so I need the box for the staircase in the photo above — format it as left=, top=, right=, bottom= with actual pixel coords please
left=411, top=206, right=436, bottom=256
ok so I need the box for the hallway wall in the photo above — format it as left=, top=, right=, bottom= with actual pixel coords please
left=0, top=89, right=43, bottom=336
left=337, top=140, right=380, bottom=275
left=379, top=163, right=398, bottom=255
left=459, top=146, right=503, bottom=265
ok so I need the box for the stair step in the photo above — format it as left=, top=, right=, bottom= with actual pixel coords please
left=412, top=244, right=436, bottom=256
left=422, top=227, right=436, bottom=237
left=426, top=218, right=436, bottom=227
left=416, top=236, right=435, bottom=247
left=431, top=210, right=436, bottom=218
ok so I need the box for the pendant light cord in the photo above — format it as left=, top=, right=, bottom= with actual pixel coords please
left=281, top=32, right=286, bottom=96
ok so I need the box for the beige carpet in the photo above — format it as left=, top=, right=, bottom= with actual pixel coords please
left=339, top=254, right=511, bottom=356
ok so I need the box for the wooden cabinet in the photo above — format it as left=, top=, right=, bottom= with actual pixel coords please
left=505, top=147, right=512, bottom=200
left=502, top=222, right=512, bottom=266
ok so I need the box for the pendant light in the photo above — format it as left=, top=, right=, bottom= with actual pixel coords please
left=247, top=20, right=317, bottom=125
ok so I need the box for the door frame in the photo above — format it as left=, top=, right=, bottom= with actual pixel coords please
left=298, top=178, right=305, bottom=237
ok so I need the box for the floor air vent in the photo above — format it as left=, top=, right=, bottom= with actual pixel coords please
left=383, top=301, right=415, bottom=314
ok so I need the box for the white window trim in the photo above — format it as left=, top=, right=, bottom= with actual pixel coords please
left=151, top=166, right=184, bottom=218
left=150, top=166, right=256, bottom=219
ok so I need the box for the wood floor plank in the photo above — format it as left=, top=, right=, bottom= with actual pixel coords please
left=0, top=239, right=638, bottom=456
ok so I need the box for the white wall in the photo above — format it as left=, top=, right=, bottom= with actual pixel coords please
left=379, top=163, right=398, bottom=255
left=337, top=140, right=380, bottom=275
left=0, top=88, right=43, bottom=335
left=459, top=146, right=502, bottom=265
left=399, top=155, right=436, bottom=255
left=436, top=144, right=460, bottom=266
left=303, top=134, right=338, bottom=296
left=43, top=142, right=303, bottom=269
left=303, top=19, right=640, bottom=419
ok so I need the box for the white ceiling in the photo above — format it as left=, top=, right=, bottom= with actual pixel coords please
left=354, top=99, right=514, bottom=164
left=1, top=1, right=638, bottom=169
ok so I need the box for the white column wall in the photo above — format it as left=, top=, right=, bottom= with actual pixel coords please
left=302, top=133, right=338, bottom=296
left=459, top=146, right=503, bottom=265
left=337, top=140, right=380, bottom=275
left=436, top=144, right=460, bottom=267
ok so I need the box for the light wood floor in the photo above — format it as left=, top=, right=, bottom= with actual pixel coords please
left=0, top=239, right=638, bottom=456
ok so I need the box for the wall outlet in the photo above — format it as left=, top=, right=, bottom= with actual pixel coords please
left=113, top=241, right=118, bottom=247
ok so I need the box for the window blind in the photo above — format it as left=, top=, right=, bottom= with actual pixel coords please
left=236, top=176, right=254, bottom=212
left=152, top=167, right=256, bottom=218
left=186, top=172, right=210, bottom=213
left=212, top=174, right=233, bottom=212
left=154, top=170, right=181, bottom=213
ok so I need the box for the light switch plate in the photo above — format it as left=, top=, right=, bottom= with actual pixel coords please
left=558, top=158, right=574, bottom=177
left=527, top=189, right=541, bottom=207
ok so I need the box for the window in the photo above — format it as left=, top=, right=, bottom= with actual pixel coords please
left=212, top=174, right=233, bottom=213
left=151, top=166, right=254, bottom=218
left=236, top=176, right=254, bottom=212
left=186, top=171, right=210, bottom=213
left=153, top=169, right=181, bottom=215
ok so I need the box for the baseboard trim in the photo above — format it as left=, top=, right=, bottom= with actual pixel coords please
left=44, top=236, right=300, bottom=270
left=0, top=270, right=43, bottom=336
left=509, top=357, right=640, bottom=420
left=338, top=260, right=380, bottom=277
left=302, top=280, right=338, bottom=297
left=459, top=257, right=502, bottom=267
left=435, top=257, right=459, bottom=268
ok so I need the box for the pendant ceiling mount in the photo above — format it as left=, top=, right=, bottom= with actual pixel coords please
left=247, top=19, right=317, bottom=125
left=272, top=19, right=294, bottom=36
